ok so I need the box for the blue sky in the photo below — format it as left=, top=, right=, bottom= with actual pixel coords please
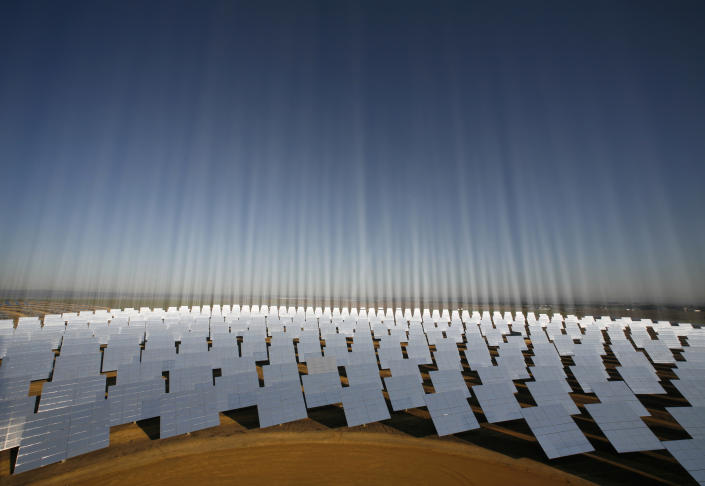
left=1, top=1, right=704, bottom=305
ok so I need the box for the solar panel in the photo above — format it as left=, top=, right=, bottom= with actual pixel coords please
left=102, top=344, right=141, bottom=372
left=378, top=346, right=403, bottom=369
left=345, top=362, right=382, bottom=389
left=160, top=385, right=219, bottom=438
left=13, top=409, right=70, bottom=473
left=405, top=344, right=433, bottom=365
left=141, top=347, right=177, bottom=371
left=14, top=400, right=110, bottom=473
left=257, top=380, right=308, bottom=427
left=590, top=381, right=650, bottom=416
left=584, top=402, right=664, bottom=452
left=0, top=350, right=54, bottom=380
left=433, top=350, right=463, bottom=371
left=572, top=353, right=606, bottom=368
left=661, top=439, right=705, bottom=485
left=0, top=396, right=35, bottom=451
left=178, top=335, right=208, bottom=354
left=169, top=366, right=213, bottom=392
left=60, top=337, right=100, bottom=356
left=116, top=361, right=163, bottom=385
left=305, top=356, right=339, bottom=374
left=302, top=371, right=343, bottom=408
left=530, top=366, right=572, bottom=392
left=0, top=376, right=32, bottom=400
left=569, top=365, right=609, bottom=393
left=494, top=355, right=530, bottom=379
left=616, top=366, right=666, bottom=395
left=297, top=341, right=322, bottom=363
left=429, top=370, right=470, bottom=398
left=341, top=384, right=390, bottom=427
left=387, top=359, right=422, bottom=383
left=50, top=352, right=101, bottom=381
left=241, top=336, right=268, bottom=361
left=424, top=390, right=479, bottom=436
left=476, top=365, right=514, bottom=386
left=324, top=345, right=350, bottom=366
left=384, top=374, right=425, bottom=411
left=473, top=382, right=522, bottom=423
left=214, top=370, right=260, bottom=411
left=641, top=341, right=676, bottom=365
left=65, top=400, right=111, bottom=458
left=521, top=404, right=594, bottom=459
left=39, top=376, right=106, bottom=412
left=107, top=378, right=165, bottom=426
left=464, top=344, right=493, bottom=369
left=666, top=406, right=705, bottom=439
left=262, top=362, right=300, bottom=386
left=268, top=344, right=297, bottom=364
left=526, top=380, right=579, bottom=415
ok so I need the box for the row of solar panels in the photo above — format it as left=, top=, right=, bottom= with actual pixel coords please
left=0, top=310, right=704, bottom=481
left=4, top=306, right=695, bottom=331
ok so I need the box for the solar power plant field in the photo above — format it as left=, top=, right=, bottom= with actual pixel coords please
left=1, top=301, right=704, bottom=485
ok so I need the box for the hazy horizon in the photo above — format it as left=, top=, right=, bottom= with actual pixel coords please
left=1, top=1, right=704, bottom=305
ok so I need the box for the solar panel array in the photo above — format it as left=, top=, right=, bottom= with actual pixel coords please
left=0, top=304, right=703, bottom=481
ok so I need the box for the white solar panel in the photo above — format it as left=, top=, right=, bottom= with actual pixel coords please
left=662, top=439, right=705, bottom=485
left=526, top=380, right=579, bottom=415
left=302, top=371, right=342, bottom=408
left=323, top=345, right=350, bottom=366
left=305, top=356, right=339, bottom=375
left=0, top=350, right=54, bottom=380
left=160, top=385, right=219, bottom=438
left=14, top=400, right=110, bottom=473
left=424, top=390, right=479, bottom=436
left=220, top=356, right=257, bottom=376
left=384, top=375, right=425, bottom=411
left=0, top=376, right=32, bottom=400
left=241, top=336, right=268, bottom=361
left=667, top=406, right=705, bottom=439
left=39, top=376, right=106, bottom=412
left=616, top=366, right=666, bottom=395
left=297, top=341, right=323, bottom=363
left=530, top=366, right=572, bottom=392
left=107, top=378, right=164, bottom=426
left=473, top=382, right=522, bottom=423
left=268, top=344, right=297, bottom=364
left=214, top=371, right=260, bottom=411
left=341, top=384, right=390, bottom=427
left=378, top=346, right=403, bottom=369
left=405, top=344, right=433, bottom=365
left=13, top=410, right=70, bottom=473
left=585, top=402, right=663, bottom=452
left=387, top=359, right=422, bottom=382
left=262, top=362, right=300, bottom=386
left=521, top=404, right=594, bottom=459
left=117, top=361, right=163, bottom=385
left=0, top=396, right=35, bottom=451
left=257, top=381, right=307, bottom=428
left=429, top=370, right=470, bottom=398
left=433, top=350, right=463, bottom=371
left=345, top=362, right=382, bottom=389
left=477, top=365, right=514, bottom=386
left=169, top=366, right=213, bottom=393
left=102, top=344, right=141, bottom=372
left=590, top=381, right=650, bottom=416
left=464, top=344, right=493, bottom=369
left=569, top=365, right=609, bottom=393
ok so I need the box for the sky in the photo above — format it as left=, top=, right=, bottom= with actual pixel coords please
left=0, top=1, right=704, bottom=306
